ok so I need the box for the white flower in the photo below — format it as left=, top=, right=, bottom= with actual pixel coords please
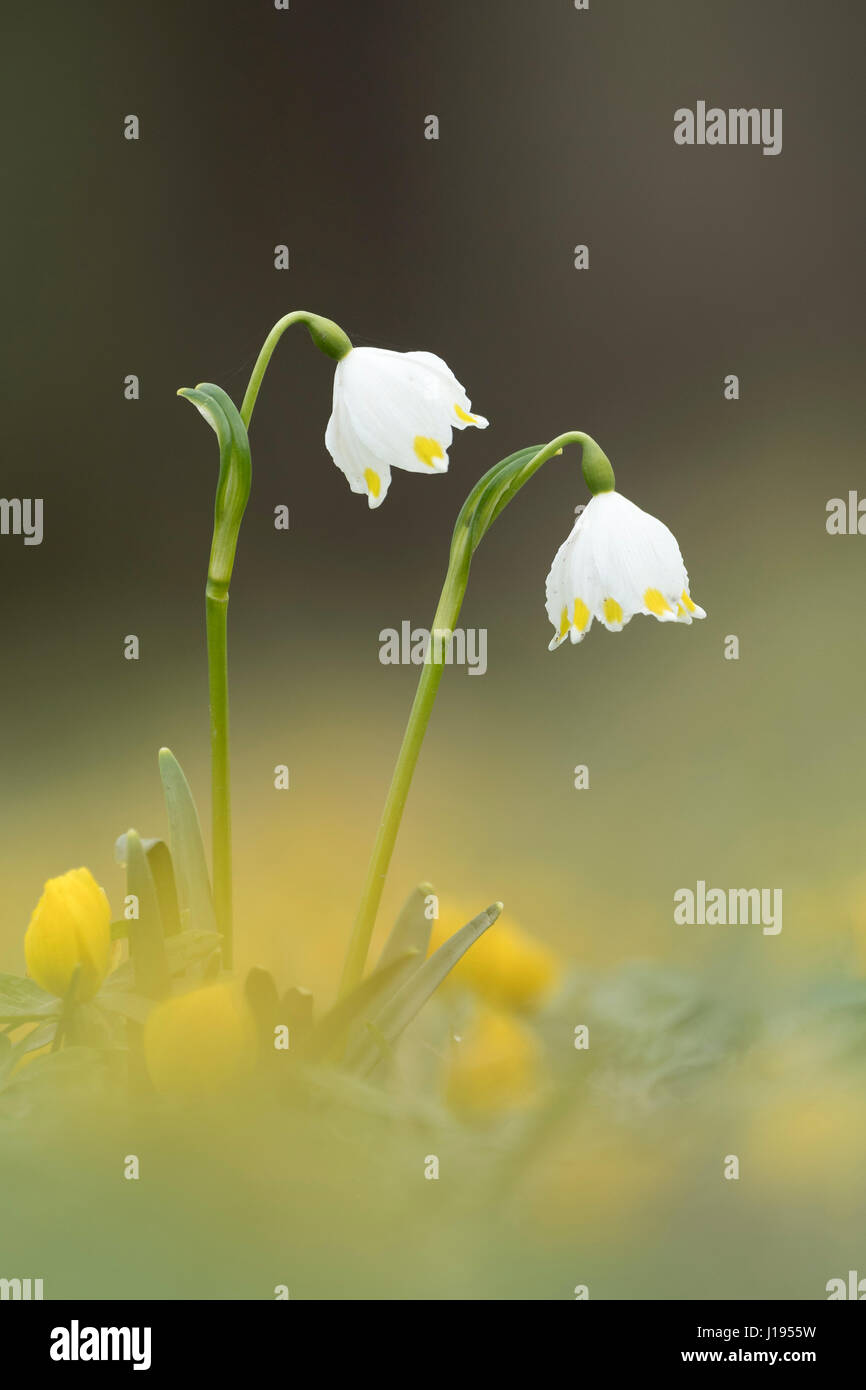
left=545, top=490, right=706, bottom=649
left=325, top=347, right=488, bottom=508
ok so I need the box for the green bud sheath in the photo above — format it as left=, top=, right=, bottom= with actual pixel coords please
left=304, top=314, right=353, bottom=362
left=579, top=434, right=616, bottom=494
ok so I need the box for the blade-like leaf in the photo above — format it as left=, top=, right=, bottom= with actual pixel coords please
left=376, top=882, right=434, bottom=979
left=115, top=835, right=182, bottom=938
left=281, top=987, right=314, bottom=1052
left=245, top=967, right=281, bottom=1056
left=125, top=830, right=170, bottom=1001
left=158, top=748, right=217, bottom=936
left=344, top=902, right=502, bottom=1076
left=305, top=951, right=420, bottom=1063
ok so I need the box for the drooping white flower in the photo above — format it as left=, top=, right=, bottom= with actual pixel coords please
left=325, top=347, right=488, bottom=508
left=545, top=490, right=706, bottom=649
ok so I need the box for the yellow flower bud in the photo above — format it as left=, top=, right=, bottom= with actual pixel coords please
left=24, top=867, right=112, bottom=1001
left=143, top=982, right=256, bottom=1096
left=444, top=1006, right=542, bottom=1118
left=429, top=905, right=559, bottom=1011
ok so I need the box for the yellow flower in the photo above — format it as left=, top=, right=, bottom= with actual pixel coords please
left=24, top=867, right=112, bottom=1001
left=429, top=905, right=559, bottom=1011
left=444, top=1006, right=542, bottom=1117
left=143, top=982, right=256, bottom=1096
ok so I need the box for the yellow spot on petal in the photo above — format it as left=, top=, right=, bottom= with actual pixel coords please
left=681, top=590, right=697, bottom=613
left=603, top=598, right=623, bottom=625
left=676, top=603, right=687, bottom=617
left=414, top=436, right=445, bottom=468
left=364, top=468, right=380, bottom=498
left=573, top=598, right=590, bottom=631
left=644, top=588, right=672, bottom=616
left=558, top=606, right=570, bottom=639
left=454, top=404, right=476, bottom=424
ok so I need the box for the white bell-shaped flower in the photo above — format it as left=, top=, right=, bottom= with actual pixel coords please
left=325, top=347, right=488, bottom=508
left=546, top=490, right=706, bottom=649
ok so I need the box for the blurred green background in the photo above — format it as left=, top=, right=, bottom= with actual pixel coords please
left=1, top=0, right=865, bottom=1299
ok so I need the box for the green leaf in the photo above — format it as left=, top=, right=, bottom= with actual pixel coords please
left=102, top=928, right=221, bottom=993
left=1, top=1044, right=107, bottom=1093
left=281, top=987, right=314, bottom=1051
left=125, top=829, right=170, bottom=1001
left=244, top=967, right=281, bottom=1053
left=158, top=748, right=218, bottom=936
left=453, top=446, right=541, bottom=553
left=0, top=974, right=60, bottom=1023
left=305, top=951, right=420, bottom=1063
left=114, top=835, right=182, bottom=938
left=376, top=882, right=434, bottom=979
left=344, top=902, right=503, bottom=1077
left=177, top=384, right=251, bottom=589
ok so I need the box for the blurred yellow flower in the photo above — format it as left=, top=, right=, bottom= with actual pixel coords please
left=24, top=866, right=112, bottom=1001
left=748, top=1082, right=866, bottom=1200
left=444, top=1006, right=542, bottom=1117
left=429, top=905, right=559, bottom=1011
left=527, top=1129, right=672, bottom=1245
left=143, top=982, right=257, bottom=1096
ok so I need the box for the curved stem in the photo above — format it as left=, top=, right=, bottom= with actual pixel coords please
left=338, top=545, right=470, bottom=998
left=182, top=313, right=349, bottom=968
left=337, top=429, right=613, bottom=996
left=240, top=310, right=352, bottom=427
left=241, top=311, right=309, bottom=426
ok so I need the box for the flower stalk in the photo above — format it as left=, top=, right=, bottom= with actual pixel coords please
left=338, top=431, right=609, bottom=997
left=240, top=311, right=352, bottom=426
left=179, top=313, right=353, bottom=967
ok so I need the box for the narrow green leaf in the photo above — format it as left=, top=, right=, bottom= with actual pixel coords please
left=10, top=1020, right=58, bottom=1065
left=158, top=748, right=218, bottom=936
left=244, top=967, right=281, bottom=1056
left=376, top=882, right=434, bottom=978
left=115, top=835, right=182, bottom=938
left=281, top=987, right=314, bottom=1052
left=125, top=829, right=170, bottom=1002
left=344, top=902, right=503, bottom=1077
left=305, top=951, right=420, bottom=1063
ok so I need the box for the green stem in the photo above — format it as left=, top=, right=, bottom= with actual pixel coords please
left=241, top=310, right=351, bottom=427
left=338, top=544, right=470, bottom=998
left=338, top=430, right=612, bottom=997
left=182, top=312, right=350, bottom=973
left=206, top=584, right=232, bottom=967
